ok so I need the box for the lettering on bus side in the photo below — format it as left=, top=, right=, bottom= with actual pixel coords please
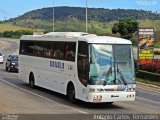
left=50, top=61, right=64, bottom=69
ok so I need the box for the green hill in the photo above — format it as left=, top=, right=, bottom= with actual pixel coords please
left=0, top=6, right=160, bottom=38
left=5, top=7, right=160, bottom=22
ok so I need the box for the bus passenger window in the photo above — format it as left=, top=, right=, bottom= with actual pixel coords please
left=64, top=42, right=76, bottom=61
left=34, top=42, right=44, bottom=57
left=44, top=42, right=54, bottom=58
left=46, top=50, right=53, bottom=57
left=54, top=50, right=62, bottom=59
left=27, top=41, right=35, bottom=55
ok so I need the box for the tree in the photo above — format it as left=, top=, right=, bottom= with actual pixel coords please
left=112, top=19, right=139, bottom=39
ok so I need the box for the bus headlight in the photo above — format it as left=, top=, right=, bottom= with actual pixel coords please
left=127, top=94, right=135, bottom=98
left=96, top=89, right=104, bottom=92
left=127, top=88, right=136, bottom=92
left=89, top=88, right=104, bottom=93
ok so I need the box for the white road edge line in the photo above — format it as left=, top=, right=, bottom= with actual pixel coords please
left=0, top=78, right=88, bottom=114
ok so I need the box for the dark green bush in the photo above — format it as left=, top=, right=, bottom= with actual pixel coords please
left=3, top=31, right=14, bottom=37
left=0, top=32, right=3, bottom=37
left=2, top=30, right=33, bottom=38
left=136, top=70, right=160, bottom=82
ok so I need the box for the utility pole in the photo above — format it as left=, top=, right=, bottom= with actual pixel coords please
left=86, top=0, right=88, bottom=33
left=53, top=0, right=55, bottom=32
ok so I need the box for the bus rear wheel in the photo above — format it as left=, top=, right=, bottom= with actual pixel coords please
left=106, top=102, right=113, bottom=104
left=67, top=84, right=76, bottom=103
left=29, top=73, right=35, bottom=88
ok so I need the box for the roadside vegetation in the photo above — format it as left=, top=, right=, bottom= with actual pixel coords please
left=0, top=23, right=45, bottom=38
left=0, top=23, right=27, bottom=32
left=136, top=70, right=160, bottom=87
left=112, top=19, right=139, bottom=39
left=0, top=30, right=33, bottom=39
left=139, top=60, right=160, bottom=74
left=0, top=19, right=160, bottom=40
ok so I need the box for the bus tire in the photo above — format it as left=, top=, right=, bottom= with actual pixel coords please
left=5, top=65, right=8, bottom=71
left=29, top=73, right=35, bottom=88
left=67, top=83, right=76, bottom=103
left=106, top=102, right=113, bottom=104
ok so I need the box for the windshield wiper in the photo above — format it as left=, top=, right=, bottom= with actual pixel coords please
left=103, top=67, right=112, bottom=85
left=117, top=64, right=127, bottom=86
left=103, top=61, right=112, bottom=86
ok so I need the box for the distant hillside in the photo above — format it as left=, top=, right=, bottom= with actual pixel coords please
left=5, top=6, right=160, bottom=23
left=0, top=6, right=160, bottom=39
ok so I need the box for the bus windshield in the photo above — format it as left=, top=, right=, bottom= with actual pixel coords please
left=89, top=44, right=135, bottom=85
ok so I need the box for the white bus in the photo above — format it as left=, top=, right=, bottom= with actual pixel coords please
left=19, top=32, right=136, bottom=103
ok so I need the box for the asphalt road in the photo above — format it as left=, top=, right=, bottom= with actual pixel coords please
left=0, top=38, right=159, bottom=120
left=0, top=38, right=19, bottom=55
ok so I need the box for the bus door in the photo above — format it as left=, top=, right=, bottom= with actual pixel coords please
left=77, top=41, right=89, bottom=87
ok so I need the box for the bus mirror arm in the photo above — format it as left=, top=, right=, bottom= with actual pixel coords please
left=90, top=57, right=95, bottom=64
left=87, top=62, right=90, bottom=73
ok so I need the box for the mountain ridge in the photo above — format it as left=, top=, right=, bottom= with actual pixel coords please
left=3, top=6, right=160, bottom=23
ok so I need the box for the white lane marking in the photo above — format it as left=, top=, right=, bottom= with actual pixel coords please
left=0, top=78, right=88, bottom=114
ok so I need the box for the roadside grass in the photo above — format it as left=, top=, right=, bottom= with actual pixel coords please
left=0, top=23, right=31, bottom=32
left=139, top=19, right=160, bottom=31
left=0, top=23, right=44, bottom=32
left=154, top=40, right=160, bottom=48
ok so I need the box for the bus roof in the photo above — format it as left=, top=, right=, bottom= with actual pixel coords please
left=20, top=32, right=132, bottom=44
left=79, top=35, right=132, bottom=44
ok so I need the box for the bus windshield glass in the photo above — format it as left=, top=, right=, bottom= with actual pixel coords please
left=89, top=44, right=135, bottom=85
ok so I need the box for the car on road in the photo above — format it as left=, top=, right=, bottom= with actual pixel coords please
left=6, top=55, right=19, bottom=72
left=0, top=51, right=4, bottom=64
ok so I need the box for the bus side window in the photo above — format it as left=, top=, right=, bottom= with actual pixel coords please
left=64, top=43, right=76, bottom=61
left=54, top=50, right=61, bottom=59
left=34, top=42, right=44, bottom=57
left=52, top=42, right=64, bottom=60
left=27, top=41, right=35, bottom=55
left=44, top=42, right=54, bottom=58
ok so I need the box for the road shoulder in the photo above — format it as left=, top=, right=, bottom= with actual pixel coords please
left=137, top=81, right=160, bottom=93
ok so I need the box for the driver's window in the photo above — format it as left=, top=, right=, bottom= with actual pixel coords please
left=77, top=41, right=89, bottom=87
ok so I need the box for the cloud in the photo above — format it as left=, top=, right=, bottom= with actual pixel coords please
left=136, top=0, right=158, bottom=6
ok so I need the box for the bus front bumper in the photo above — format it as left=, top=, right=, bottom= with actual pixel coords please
left=86, top=92, right=135, bottom=103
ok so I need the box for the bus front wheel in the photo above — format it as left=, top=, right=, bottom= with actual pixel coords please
left=67, top=84, right=76, bottom=103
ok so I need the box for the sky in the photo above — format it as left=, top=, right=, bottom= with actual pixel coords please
left=0, top=0, right=160, bottom=20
